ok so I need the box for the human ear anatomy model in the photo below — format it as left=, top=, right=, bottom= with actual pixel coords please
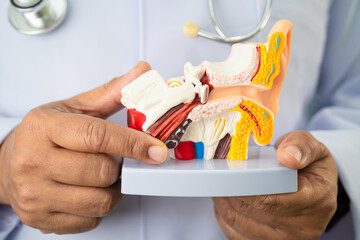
left=121, top=20, right=293, bottom=161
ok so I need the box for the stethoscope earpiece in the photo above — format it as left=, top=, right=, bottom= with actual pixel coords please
left=183, top=0, right=273, bottom=43
left=8, top=0, right=67, bottom=35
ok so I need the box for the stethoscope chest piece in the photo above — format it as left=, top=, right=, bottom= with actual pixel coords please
left=8, top=0, right=67, bottom=35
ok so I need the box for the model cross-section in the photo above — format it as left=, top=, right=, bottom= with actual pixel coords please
left=121, top=20, right=293, bottom=161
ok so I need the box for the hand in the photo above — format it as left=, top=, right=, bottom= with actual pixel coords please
left=0, top=62, right=168, bottom=234
left=213, top=130, right=338, bottom=240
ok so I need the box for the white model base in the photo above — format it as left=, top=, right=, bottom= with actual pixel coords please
left=121, top=146, right=297, bottom=197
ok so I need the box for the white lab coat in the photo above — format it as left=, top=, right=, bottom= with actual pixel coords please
left=0, top=0, right=359, bottom=239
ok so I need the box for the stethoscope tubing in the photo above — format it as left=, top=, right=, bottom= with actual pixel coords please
left=199, top=0, right=273, bottom=43
left=9, top=0, right=272, bottom=42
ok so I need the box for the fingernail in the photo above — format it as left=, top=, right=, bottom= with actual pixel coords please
left=284, top=145, right=302, bottom=163
left=148, top=145, right=168, bottom=162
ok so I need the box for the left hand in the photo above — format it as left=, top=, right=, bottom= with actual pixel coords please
left=213, top=130, right=338, bottom=240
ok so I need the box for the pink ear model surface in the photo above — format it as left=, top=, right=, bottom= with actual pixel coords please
left=121, top=20, right=293, bottom=161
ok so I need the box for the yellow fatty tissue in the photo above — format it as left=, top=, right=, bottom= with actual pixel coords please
left=227, top=100, right=273, bottom=160
left=251, top=32, right=285, bottom=89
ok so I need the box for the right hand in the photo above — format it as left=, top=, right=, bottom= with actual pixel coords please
left=0, top=62, right=168, bottom=234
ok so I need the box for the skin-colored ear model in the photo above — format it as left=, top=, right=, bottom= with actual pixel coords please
left=259, top=19, right=293, bottom=115
left=204, top=20, right=293, bottom=160
left=121, top=20, right=293, bottom=161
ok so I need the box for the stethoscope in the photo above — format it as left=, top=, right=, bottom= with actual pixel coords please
left=8, top=0, right=67, bottom=35
left=183, top=0, right=273, bottom=43
left=8, top=0, right=272, bottom=43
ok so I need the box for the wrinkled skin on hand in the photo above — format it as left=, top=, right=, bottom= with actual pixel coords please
left=213, top=131, right=338, bottom=240
left=0, top=62, right=168, bottom=234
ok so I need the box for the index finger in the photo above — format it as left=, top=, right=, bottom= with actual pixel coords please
left=231, top=166, right=335, bottom=217
left=46, top=111, right=168, bottom=164
left=64, top=61, right=151, bottom=119
left=229, top=186, right=314, bottom=217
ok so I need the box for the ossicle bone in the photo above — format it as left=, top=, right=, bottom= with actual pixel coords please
left=184, top=62, right=208, bottom=103
left=184, top=62, right=205, bottom=79
left=121, top=20, right=293, bottom=160
left=200, top=85, right=209, bottom=103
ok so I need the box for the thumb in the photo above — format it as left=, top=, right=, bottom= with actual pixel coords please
left=275, top=130, right=327, bottom=169
left=64, top=61, right=151, bottom=118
